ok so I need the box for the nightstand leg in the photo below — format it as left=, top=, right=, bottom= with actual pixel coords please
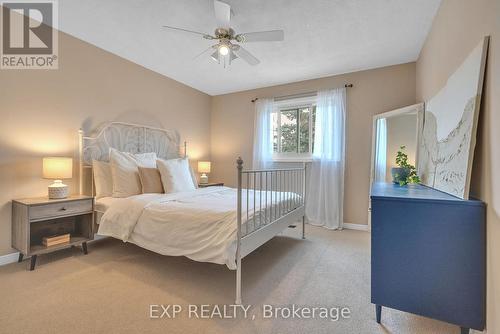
left=18, top=253, right=23, bottom=263
left=376, top=305, right=382, bottom=323
left=29, top=255, right=37, bottom=271
left=82, top=242, right=88, bottom=255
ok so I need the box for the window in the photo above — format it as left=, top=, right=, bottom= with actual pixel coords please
left=272, top=101, right=316, bottom=160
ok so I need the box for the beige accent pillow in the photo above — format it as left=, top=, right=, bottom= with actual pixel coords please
left=109, top=148, right=157, bottom=198
left=138, top=167, right=164, bottom=193
left=92, top=160, right=112, bottom=199
left=157, top=158, right=196, bottom=193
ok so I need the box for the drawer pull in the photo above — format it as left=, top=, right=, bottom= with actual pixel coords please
left=60, top=207, right=67, bottom=211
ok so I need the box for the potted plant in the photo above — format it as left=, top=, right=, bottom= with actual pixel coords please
left=391, top=146, right=420, bottom=186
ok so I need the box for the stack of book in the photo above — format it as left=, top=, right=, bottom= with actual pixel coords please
left=42, top=234, right=70, bottom=247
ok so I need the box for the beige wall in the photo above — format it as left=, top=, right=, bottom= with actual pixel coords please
left=211, top=63, right=416, bottom=226
left=416, top=0, right=500, bottom=332
left=0, top=31, right=212, bottom=255
left=385, top=113, right=417, bottom=182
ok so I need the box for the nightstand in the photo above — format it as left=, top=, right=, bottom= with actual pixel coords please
left=198, top=182, right=224, bottom=188
left=12, top=195, right=94, bottom=270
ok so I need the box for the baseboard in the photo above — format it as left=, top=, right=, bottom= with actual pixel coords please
left=343, top=223, right=370, bottom=231
left=0, top=251, right=20, bottom=266
left=0, top=225, right=369, bottom=266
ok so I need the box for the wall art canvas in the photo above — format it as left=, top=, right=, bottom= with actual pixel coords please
left=417, top=36, right=489, bottom=199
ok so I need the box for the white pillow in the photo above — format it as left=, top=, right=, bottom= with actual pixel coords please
left=189, top=165, right=199, bottom=189
left=157, top=158, right=196, bottom=193
left=109, top=148, right=157, bottom=198
left=92, top=160, right=112, bottom=199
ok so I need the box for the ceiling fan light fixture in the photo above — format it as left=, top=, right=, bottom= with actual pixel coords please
left=211, top=50, right=219, bottom=63
left=218, top=44, right=229, bottom=56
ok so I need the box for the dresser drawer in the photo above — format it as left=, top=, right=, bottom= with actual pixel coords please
left=29, top=199, right=93, bottom=221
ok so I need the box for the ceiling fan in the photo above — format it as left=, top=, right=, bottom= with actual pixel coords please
left=162, top=0, right=284, bottom=67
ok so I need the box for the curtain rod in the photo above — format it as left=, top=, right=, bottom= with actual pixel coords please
left=251, top=83, right=353, bottom=103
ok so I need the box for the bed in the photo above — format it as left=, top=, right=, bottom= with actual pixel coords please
left=79, top=122, right=306, bottom=304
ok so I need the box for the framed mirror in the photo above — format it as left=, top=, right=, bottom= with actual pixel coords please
left=368, top=103, right=424, bottom=226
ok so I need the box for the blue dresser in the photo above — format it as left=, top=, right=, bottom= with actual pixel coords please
left=371, top=183, right=485, bottom=334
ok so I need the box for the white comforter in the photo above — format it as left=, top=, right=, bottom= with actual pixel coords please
left=97, top=186, right=300, bottom=269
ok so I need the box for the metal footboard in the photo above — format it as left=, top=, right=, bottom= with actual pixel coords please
left=235, top=157, right=306, bottom=304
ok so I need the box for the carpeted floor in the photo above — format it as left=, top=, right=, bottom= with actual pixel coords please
left=0, top=225, right=457, bottom=334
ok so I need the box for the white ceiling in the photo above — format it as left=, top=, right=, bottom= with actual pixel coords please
left=58, top=0, right=441, bottom=95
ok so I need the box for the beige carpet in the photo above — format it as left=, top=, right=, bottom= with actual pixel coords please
left=0, top=226, right=457, bottom=334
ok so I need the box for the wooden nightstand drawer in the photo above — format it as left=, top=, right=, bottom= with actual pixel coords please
left=29, top=199, right=92, bottom=221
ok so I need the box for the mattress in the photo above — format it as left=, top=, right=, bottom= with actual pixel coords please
left=97, top=187, right=302, bottom=269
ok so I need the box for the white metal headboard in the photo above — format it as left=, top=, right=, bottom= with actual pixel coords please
left=78, top=122, right=185, bottom=194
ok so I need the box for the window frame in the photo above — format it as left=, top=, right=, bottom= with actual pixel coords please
left=272, top=97, right=317, bottom=162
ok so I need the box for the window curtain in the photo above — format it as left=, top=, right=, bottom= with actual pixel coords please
left=374, top=118, right=387, bottom=182
left=252, top=98, right=274, bottom=169
left=306, top=88, right=346, bottom=230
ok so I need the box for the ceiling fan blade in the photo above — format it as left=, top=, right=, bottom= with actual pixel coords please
left=233, top=46, right=260, bottom=66
left=236, top=30, right=284, bottom=42
left=162, top=25, right=214, bottom=39
left=214, top=0, right=231, bottom=29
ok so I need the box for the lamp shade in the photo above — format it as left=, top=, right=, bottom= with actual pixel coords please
left=198, top=161, right=211, bottom=174
left=43, top=157, right=73, bottom=179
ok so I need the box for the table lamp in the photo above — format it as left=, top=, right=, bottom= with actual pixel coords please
left=43, top=157, right=73, bottom=199
left=198, top=161, right=211, bottom=184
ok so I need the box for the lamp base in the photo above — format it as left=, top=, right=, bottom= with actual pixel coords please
left=200, top=173, right=209, bottom=184
left=48, top=180, right=69, bottom=199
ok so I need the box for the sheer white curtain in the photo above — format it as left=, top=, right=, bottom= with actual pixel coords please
left=374, top=118, right=387, bottom=182
left=306, top=88, right=346, bottom=230
left=252, top=98, right=274, bottom=169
